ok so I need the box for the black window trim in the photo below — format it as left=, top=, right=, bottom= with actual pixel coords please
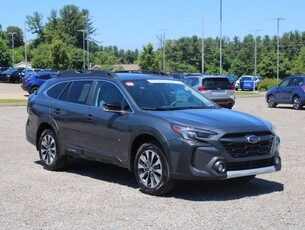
left=89, top=80, right=134, bottom=113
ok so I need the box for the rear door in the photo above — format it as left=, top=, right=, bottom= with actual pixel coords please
left=49, top=80, right=94, bottom=153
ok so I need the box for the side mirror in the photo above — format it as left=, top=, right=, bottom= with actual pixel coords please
left=103, top=103, right=126, bottom=115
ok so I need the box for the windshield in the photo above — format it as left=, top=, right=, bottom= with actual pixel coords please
left=122, top=79, right=217, bottom=110
left=241, top=76, right=252, bottom=80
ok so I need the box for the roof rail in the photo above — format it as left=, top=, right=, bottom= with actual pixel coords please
left=115, top=70, right=170, bottom=76
left=57, top=69, right=118, bottom=78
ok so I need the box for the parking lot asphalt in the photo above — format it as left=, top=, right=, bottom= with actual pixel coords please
left=0, top=84, right=304, bottom=229
left=0, top=83, right=28, bottom=100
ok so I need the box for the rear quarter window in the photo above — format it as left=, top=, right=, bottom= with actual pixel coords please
left=47, top=82, right=69, bottom=99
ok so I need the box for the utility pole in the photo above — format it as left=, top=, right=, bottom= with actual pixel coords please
left=24, top=23, right=28, bottom=69
left=8, top=32, right=17, bottom=66
left=157, top=29, right=167, bottom=71
left=202, top=18, right=205, bottom=74
left=250, top=29, right=261, bottom=76
left=78, top=29, right=86, bottom=69
left=273, top=17, right=285, bottom=81
left=219, top=0, right=223, bottom=74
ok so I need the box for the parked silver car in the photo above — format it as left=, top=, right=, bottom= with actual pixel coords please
left=183, top=74, right=235, bottom=109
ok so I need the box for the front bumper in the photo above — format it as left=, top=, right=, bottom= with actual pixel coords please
left=168, top=132, right=281, bottom=181
left=226, top=166, right=276, bottom=179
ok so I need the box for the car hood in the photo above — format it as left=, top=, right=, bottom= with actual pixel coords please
left=148, top=108, right=272, bottom=132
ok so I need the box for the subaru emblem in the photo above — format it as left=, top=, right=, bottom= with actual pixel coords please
left=246, top=135, right=260, bottom=144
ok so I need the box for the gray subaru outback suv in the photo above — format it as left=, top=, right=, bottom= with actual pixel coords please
left=25, top=70, right=281, bottom=195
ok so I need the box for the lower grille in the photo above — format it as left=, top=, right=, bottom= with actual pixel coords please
left=226, top=158, right=275, bottom=171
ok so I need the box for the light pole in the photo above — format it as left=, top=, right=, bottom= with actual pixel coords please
left=274, top=17, right=285, bottom=80
left=251, top=29, right=261, bottom=76
left=83, top=14, right=90, bottom=69
left=202, top=18, right=205, bottom=73
left=158, top=29, right=167, bottom=71
left=8, top=32, right=17, bottom=66
left=78, top=29, right=86, bottom=69
left=24, top=23, right=28, bottom=69
left=219, top=0, right=222, bottom=74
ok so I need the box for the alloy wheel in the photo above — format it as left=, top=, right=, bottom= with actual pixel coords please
left=293, top=96, right=301, bottom=110
left=40, top=134, right=56, bottom=166
left=137, top=149, right=163, bottom=188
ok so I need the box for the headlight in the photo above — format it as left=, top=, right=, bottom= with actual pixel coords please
left=171, top=124, right=217, bottom=140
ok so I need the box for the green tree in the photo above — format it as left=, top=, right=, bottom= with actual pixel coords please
left=137, top=43, right=159, bottom=70
left=51, top=40, right=71, bottom=69
left=6, top=26, right=24, bottom=48
left=31, top=44, right=52, bottom=68
left=0, top=38, right=11, bottom=66
left=94, top=50, right=119, bottom=66
left=257, top=51, right=276, bottom=78
left=69, top=48, right=84, bottom=69
left=290, top=47, right=305, bottom=74
left=26, top=11, right=45, bottom=46
left=230, top=58, right=247, bottom=77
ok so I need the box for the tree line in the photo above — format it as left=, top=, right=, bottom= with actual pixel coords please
left=1, top=4, right=305, bottom=79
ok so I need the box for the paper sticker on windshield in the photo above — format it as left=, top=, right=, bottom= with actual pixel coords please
left=125, top=82, right=135, bottom=87
left=147, top=79, right=183, bottom=84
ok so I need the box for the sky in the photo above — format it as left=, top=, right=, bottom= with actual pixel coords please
left=1, top=0, right=304, bottom=51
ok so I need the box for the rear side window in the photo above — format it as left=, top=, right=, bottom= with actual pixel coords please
left=38, top=74, right=51, bottom=80
left=61, top=81, right=93, bottom=104
left=47, top=82, right=69, bottom=99
left=184, top=78, right=199, bottom=87
left=202, top=78, right=231, bottom=90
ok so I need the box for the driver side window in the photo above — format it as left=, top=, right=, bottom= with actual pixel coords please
left=92, top=81, right=131, bottom=111
left=278, top=78, right=290, bottom=88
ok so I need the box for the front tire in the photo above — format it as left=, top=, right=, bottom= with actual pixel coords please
left=38, top=129, right=67, bottom=171
left=292, top=96, right=302, bottom=110
left=134, top=142, right=175, bottom=196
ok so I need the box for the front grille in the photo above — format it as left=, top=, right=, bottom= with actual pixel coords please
left=220, top=132, right=274, bottom=158
left=226, top=158, right=275, bottom=171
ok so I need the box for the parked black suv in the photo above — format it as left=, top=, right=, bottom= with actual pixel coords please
left=25, top=70, right=281, bottom=195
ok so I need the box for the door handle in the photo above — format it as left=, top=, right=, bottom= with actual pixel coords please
left=87, top=114, right=94, bottom=121
left=53, top=108, right=60, bottom=115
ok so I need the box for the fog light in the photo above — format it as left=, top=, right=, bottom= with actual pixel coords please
left=214, top=161, right=226, bottom=173
left=275, top=136, right=280, bottom=146
left=274, top=156, right=281, bottom=165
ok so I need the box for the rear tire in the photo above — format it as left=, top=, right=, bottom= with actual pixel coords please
left=134, top=142, right=175, bottom=196
left=30, top=86, right=38, bottom=94
left=267, top=95, right=277, bottom=108
left=38, top=129, right=67, bottom=171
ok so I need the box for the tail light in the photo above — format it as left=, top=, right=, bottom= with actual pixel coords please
left=231, top=85, right=235, bottom=90
left=302, top=85, right=305, bottom=92
left=198, top=86, right=206, bottom=91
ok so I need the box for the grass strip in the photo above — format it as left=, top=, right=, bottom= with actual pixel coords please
left=0, top=99, right=27, bottom=104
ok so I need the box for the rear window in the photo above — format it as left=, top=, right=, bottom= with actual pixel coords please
left=241, top=77, right=252, bottom=81
left=202, top=78, right=232, bottom=90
